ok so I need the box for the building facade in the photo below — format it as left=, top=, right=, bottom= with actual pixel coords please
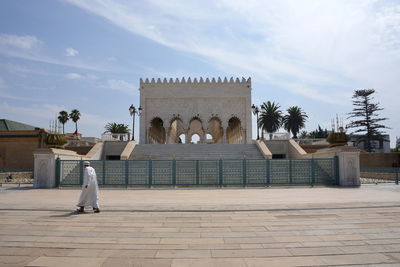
left=139, top=77, right=252, bottom=144
left=0, top=119, right=47, bottom=171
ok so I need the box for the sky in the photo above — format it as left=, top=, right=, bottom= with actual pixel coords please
left=0, top=0, right=399, bottom=146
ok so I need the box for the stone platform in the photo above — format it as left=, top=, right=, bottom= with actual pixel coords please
left=1, top=185, right=400, bottom=266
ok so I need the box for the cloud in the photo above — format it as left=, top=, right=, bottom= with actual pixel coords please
left=0, top=101, right=112, bottom=136
left=65, top=0, right=400, bottom=105
left=66, top=73, right=82, bottom=79
left=65, top=47, right=79, bottom=57
left=0, top=34, right=41, bottom=50
left=0, top=34, right=111, bottom=72
left=101, top=79, right=136, bottom=95
left=86, top=74, right=99, bottom=80
left=0, top=102, right=66, bottom=121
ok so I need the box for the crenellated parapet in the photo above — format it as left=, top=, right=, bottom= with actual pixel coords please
left=140, top=77, right=251, bottom=85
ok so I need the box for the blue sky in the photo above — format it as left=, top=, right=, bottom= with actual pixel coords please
left=0, top=0, right=399, bottom=146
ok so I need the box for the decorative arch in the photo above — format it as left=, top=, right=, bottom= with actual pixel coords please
left=226, top=117, right=243, bottom=144
left=187, top=116, right=205, bottom=144
left=168, top=117, right=185, bottom=144
left=148, top=117, right=166, bottom=144
left=207, top=116, right=223, bottom=143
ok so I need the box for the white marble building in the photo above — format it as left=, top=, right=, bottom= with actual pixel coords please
left=139, top=77, right=252, bottom=144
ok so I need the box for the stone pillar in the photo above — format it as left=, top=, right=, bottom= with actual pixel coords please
left=34, top=152, right=57, bottom=188
left=33, top=148, right=84, bottom=188
left=307, top=147, right=361, bottom=187
left=165, top=128, right=170, bottom=144
left=337, top=151, right=361, bottom=186
left=186, top=133, right=190, bottom=144
left=221, top=122, right=228, bottom=144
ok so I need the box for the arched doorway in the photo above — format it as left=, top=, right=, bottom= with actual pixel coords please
left=205, top=133, right=213, bottom=143
left=187, top=117, right=204, bottom=144
left=226, top=117, right=243, bottom=144
left=190, top=134, right=200, bottom=144
left=178, top=133, right=186, bottom=144
left=168, top=117, right=185, bottom=144
left=207, top=117, right=223, bottom=143
left=148, top=117, right=166, bottom=144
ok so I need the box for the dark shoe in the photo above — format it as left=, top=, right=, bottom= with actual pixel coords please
left=76, top=206, right=84, bottom=213
left=93, top=208, right=100, bottom=213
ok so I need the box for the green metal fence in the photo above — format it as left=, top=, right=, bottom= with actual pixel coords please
left=56, top=158, right=339, bottom=187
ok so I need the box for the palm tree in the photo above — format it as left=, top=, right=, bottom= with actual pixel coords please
left=69, top=109, right=81, bottom=134
left=282, top=106, right=308, bottom=139
left=258, top=101, right=283, bottom=140
left=104, top=122, right=130, bottom=134
left=57, top=110, right=69, bottom=134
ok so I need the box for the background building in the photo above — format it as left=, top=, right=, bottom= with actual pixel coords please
left=0, top=119, right=47, bottom=171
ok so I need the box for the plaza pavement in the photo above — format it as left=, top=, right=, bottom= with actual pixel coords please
left=0, top=185, right=400, bottom=266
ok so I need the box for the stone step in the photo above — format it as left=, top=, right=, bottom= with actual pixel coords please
left=130, top=144, right=264, bottom=160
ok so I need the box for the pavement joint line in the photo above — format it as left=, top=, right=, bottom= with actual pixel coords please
left=1, top=205, right=400, bottom=213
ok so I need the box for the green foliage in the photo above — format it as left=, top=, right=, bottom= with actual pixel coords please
left=104, top=122, right=130, bottom=134
left=57, top=110, right=69, bottom=134
left=46, top=133, right=67, bottom=148
left=299, top=130, right=308, bottom=139
left=346, top=89, right=389, bottom=152
left=307, top=125, right=329, bottom=139
left=326, top=129, right=349, bottom=147
left=258, top=101, right=283, bottom=140
left=69, top=109, right=81, bottom=134
left=282, top=106, right=308, bottom=139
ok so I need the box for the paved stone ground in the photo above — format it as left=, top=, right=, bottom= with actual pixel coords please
left=0, top=185, right=400, bottom=266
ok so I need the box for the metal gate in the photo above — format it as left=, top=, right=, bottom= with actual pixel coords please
left=56, top=158, right=339, bottom=187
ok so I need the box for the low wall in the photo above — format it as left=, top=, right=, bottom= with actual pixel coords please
left=121, top=141, right=137, bottom=160
left=360, top=153, right=400, bottom=168
left=288, top=140, right=307, bottom=158
left=254, top=140, right=272, bottom=159
left=0, top=171, right=33, bottom=183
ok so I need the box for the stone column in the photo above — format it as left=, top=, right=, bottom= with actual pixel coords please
left=337, top=151, right=361, bottom=186
left=165, top=128, right=170, bottom=144
left=185, top=133, right=190, bottom=144
left=33, top=148, right=85, bottom=188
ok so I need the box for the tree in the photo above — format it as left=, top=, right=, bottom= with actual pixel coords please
left=258, top=101, right=283, bottom=140
left=69, top=109, right=81, bottom=134
left=308, top=125, right=329, bottom=139
left=299, top=130, right=308, bottom=139
left=57, top=110, right=69, bottom=134
left=282, top=106, right=308, bottom=139
left=346, top=89, right=389, bottom=152
left=104, top=122, right=130, bottom=134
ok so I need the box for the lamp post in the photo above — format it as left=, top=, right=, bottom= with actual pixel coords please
left=252, top=104, right=260, bottom=140
left=129, top=105, right=142, bottom=141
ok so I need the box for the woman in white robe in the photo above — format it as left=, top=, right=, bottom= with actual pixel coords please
left=77, top=161, right=100, bottom=213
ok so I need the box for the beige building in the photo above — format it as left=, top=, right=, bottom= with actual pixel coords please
left=0, top=119, right=47, bottom=171
left=139, top=77, right=252, bottom=144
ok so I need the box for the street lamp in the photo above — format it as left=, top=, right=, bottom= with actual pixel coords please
left=129, top=105, right=142, bottom=141
left=252, top=104, right=260, bottom=140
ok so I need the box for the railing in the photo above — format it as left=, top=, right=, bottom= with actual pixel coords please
left=101, top=133, right=129, bottom=141
left=360, top=168, right=400, bottom=184
left=56, top=158, right=339, bottom=187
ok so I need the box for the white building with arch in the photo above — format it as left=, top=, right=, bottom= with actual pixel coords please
left=139, top=77, right=252, bottom=144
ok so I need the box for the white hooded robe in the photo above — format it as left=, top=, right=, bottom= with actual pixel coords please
left=77, top=166, right=99, bottom=209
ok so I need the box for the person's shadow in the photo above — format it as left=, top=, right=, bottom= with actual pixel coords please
left=50, top=211, right=86, bottom=217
